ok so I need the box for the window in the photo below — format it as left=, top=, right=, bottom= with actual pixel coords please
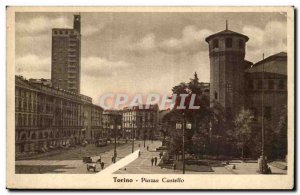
left=268, top=80, right=274, bottom=90
left=279, top=80, right=285, bottom=89
left=225, top=38, right=233, bottom=48
left=257, top=80, right=263, bottom=89
left=214, top=91, right=218, bottom=100
left=264, top=106, right=272, bottom=120
left=226, top=82, right=232, bottom=92
left=213, top=39, right=219, bottom=49
left=239, top=39, right=244, bottom=48
left=248, top=79, right=254, bottom=89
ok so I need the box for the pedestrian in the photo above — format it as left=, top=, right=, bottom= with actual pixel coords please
left=154, top=157, right=157, bottom=166
left=159, top=152, right=163, bottom=159
left=96, top=156, right=102, bottom=163
left=151, top=157, right=154, bottom=166
left=147, top=146, right=149, bottom=151
left=138, top=143, right=140, bottom=147
left=173, top=163, right=176, bottom=171
left=112, top=155, right=114, bottom=163
left=138, top=151, right=141, bottom=157
left=101, top=162, right=105, bottom=170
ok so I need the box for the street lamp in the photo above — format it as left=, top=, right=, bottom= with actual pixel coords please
left=144, top=133, right=146, bottom=147
left=175, top=114, right=192, bottom=174
left=110, top=123, right=117, bottom=163
left=132, top=120, right=135, bottom=153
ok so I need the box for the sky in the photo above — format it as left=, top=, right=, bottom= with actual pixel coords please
left=15, top=12, right=287, bottom=103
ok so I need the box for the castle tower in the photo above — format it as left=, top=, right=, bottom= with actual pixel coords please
left=205, top=22, right=249, bottom=120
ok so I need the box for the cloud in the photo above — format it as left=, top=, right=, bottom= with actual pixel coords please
left=82, top=24, right=105, bottom=36
left=159, top=26, right=212, bottom=54
left=125, top=25, right=212, bottom=56
left=16, top=54, right=51, bottom=79
left=242, top=21, right=287, bottom=62
left=16, top=16, right=71, bottom=35
left=16, top=54, right=50, bottom=73
left=81, top=57, right=132, bottom=78
left=126, top=33, right=156, bottom=56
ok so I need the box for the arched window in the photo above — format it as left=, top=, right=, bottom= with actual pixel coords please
left=20, top=133, right=27, bottom=140
left=31, top=133, right=36, bottom=140
left=225, top=38, right=233, bottom=48
left=213, top=39, right=219, bottom=49
left=239, top=39, right=244, bottom=48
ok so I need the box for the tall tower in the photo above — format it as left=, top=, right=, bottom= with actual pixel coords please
left=73, top=14, right=81, bottom=33
left=205, top=22, right=249, bottom=120
left=51, top=15, right=81, bottom=93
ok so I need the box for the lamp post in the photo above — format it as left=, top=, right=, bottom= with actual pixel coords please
left=132, top=120, right=135, bottom=153
left=144, top=133, right=146, bottom=147
left=182, top=116, right=186, bottom=174
left=175, top=113, right=191, bottom=174
left=110, top=123, right=116, bottom=163
left=258, top=53, right=268, bottom=174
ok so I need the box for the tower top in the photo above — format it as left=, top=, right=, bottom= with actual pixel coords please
left=205, top=28, right=249, bottom=43
left=73, top=15, right=81, bottom=33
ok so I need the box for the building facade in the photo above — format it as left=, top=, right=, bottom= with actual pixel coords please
left=122, top=105, right=159, bottom=140
left=51, top=15, right=81, bottom=93
left=245, top=52, right=287, bottom=133
left=15, top=76, right=103, bottom=156
left=102, top=110, right=123, bottom=140
left=206, top=26, right=287, bottom=147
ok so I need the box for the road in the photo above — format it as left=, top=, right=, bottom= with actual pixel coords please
left=16, top=141, right=139, bottom=174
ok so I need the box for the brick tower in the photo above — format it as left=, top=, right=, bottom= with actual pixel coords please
left=205, top=22, right=249, bottom=120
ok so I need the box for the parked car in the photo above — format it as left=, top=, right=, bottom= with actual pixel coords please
left=95, top=139, right=107, bottom=147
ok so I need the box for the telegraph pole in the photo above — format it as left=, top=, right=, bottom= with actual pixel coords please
left=132, top=120, right=135, bottom=153
left=182, top=113, right=186, bottom=174
left=259, top=53, right=268, bottom=174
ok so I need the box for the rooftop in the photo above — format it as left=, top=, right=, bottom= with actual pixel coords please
left=245, top=52, right=287, bottom=75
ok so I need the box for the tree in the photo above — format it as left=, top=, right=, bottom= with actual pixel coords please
left=233, top=108, right=254, bottom=159
left=165, top=72, right=214, bottom=157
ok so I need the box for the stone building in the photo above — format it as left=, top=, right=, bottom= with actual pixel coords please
left=102, top=110, right=123, bottom=140
left=205, top=25, right=287, bottom=158
left=205, top=24, right=250, bottom=120
left=51, top=15, right=81, bottom=93
left=15, top=76, right=103, bottom=155
left=122, top=104, right=159, bottom=140
left=245, top=52, right=287, bottom=133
